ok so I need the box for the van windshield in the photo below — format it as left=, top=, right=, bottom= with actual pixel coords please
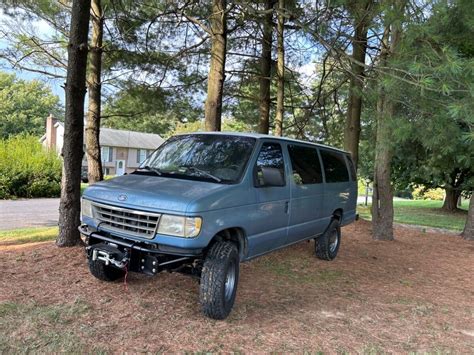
left=137, top=134, right=256, bottom=184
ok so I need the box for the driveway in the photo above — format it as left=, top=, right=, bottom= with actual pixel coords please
left=0, top=198, right=59, bottom=231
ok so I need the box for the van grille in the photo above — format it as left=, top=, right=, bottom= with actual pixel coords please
left=92, top=202, right=161, bottom=239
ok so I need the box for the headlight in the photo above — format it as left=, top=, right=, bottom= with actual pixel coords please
left=157, top=215, right=202, bottom=238
left=81, top=198, right=93, bottom=220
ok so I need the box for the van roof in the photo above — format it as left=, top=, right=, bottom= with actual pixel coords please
left=177, top=131, right=349, bottom=155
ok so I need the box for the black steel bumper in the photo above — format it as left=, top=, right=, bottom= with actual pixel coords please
left=78, top=224, right=203, bottom=257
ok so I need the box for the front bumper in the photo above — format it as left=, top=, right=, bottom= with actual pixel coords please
left=78, top=224, right=203, bottom=257
left=79, top=224, right=203, bottom=275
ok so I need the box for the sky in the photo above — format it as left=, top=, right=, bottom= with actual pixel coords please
left=0, top=10, right=65, bottom=101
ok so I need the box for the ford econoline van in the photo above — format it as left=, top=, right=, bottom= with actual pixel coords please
left=80, top=132, right=357, bottom=319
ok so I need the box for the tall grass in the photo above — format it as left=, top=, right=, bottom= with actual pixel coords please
left=0, top=135, right=61, bottom=198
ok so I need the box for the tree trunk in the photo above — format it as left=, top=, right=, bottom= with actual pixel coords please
left=371, top=9, right=403, bottom=241
left=86, top=0, right=103, bottom=184
left=57, top=0, right=91, bottom=247
left=274, top=0, right=284, bottom=137
left=204, top=0, right=227, bottom=132
left=442, top=187, right=461, bottom=212
left=343, top=1, right=371, bottom=168
left=462, top=193, right=474, bottom=241
left=257, top=0, right=274, bottom=134
left=372, top=84, right=395, bottom=241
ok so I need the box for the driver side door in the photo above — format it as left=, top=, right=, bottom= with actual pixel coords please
left=247, top=141, right=290, bottom=258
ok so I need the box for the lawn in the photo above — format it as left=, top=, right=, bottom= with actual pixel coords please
left=0, top=227, right=58, bottom=245
left=357, top=199, right=468, bottom=231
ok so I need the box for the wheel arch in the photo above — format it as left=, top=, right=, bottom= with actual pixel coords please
left=206, top=227, right=248, bottom=261
left=332, top=208, right=343, bottom=222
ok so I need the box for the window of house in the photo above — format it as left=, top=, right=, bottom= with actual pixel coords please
left=255, top=143, right=285, bottom=186
left=320, top=150, right=349, bottom=183
left=101, top=146, right=113, bottom=163
left=103, top=167, right=110, bottom=176
left=288, top=145, right=322, bottom=185
left=137, top=149, right=148, bottom=164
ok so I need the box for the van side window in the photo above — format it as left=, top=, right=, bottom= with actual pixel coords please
left=288, top=145, right=322, bottom=184
left=256, top=143, right=285, bottom=186
left=320, top=150, right=349, bottom=183
left=346, top=155, right=357, bottom=181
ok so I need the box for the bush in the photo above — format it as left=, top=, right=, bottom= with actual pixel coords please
left=0, top=135, right=62, bottom=199
left=412, top=185, right=445, bottom=201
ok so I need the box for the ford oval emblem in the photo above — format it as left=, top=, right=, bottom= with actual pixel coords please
left=118, top=194, right=127, bottom=202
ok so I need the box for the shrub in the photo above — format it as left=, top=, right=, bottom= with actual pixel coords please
left=412, top=185, right=445, bottom=201
left=0, top=135, right=62, bottom=199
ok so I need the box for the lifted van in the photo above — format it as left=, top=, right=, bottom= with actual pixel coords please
left=80, top=132, right=357, bottom=319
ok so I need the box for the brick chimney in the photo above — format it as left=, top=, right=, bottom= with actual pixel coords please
left=45, top=114, right=57, bottom=150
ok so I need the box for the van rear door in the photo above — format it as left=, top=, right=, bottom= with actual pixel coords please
left=286, top=144, right=326, bottom=245
left=320, top=149, right=354, bottom=225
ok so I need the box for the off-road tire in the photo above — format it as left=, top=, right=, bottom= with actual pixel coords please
left=88, top=259, right=125, bottom=282
left=315, top=219, right=341, bottom=261
left=199, top=241, right=240, bottom=320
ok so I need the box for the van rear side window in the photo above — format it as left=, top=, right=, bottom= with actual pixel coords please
left=320, top=150, right=349, bottom=183
left=288, top=145, right=322, bottom=184
left=346, top=155, right=357, bottom=181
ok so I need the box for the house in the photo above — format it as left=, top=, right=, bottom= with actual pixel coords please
left=41, top=115, right=165, bottom=176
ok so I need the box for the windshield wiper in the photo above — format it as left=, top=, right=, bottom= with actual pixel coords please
left=179, top=166, right=222, bottom=183
left=138, top=165, right=162, bottom=176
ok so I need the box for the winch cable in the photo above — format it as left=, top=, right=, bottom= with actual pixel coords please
left=123, top=243, right=135, bottom=292
left=123, top=262, right=129, bottom=292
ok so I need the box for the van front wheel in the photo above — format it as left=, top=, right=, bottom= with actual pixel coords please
left=315, top=219, right=341, bottom=261
left=199, top=241, right=240, bottom=320
left=88, top=259, right=125, bottom=282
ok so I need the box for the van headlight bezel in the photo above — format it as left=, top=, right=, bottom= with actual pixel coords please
left=157, top=215, right=202, bottom=238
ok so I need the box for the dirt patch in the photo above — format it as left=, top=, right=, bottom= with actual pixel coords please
left=1, top=220, right=473, bottom=352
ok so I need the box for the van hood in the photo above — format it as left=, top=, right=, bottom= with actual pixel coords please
left=83, top=174, right=236, bottom=213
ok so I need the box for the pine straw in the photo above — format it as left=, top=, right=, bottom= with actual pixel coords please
left=1, top=219, right=473, bottom=353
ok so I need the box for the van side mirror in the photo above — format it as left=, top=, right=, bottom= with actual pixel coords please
left=257, top=167, right=285, bottom=187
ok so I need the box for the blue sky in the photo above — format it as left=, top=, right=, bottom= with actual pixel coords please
left=0, top=10, right=65, bottom=102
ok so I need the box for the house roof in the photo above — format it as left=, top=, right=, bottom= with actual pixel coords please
left=98, top=127, right=164, bottom=149
left=41, top=122, right=164, bottom=150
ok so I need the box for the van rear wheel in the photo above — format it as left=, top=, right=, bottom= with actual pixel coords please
left=199, top=241, right=239, bottom=320
left=315, top=219, right=341, bottom=261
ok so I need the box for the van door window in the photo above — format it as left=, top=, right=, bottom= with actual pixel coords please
left=255, top=143, right=285, bottom=186
left=288, top=145, right=322, bottom=184
left=320, top=150, right=349, bottom=183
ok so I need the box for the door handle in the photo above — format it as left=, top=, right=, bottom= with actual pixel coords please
left=285, top=201, right=289, bottom=214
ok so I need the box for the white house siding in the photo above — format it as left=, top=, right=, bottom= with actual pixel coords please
left=41, top=117, right=164, bottom=177
left=127, top=148, right=139, bottom=169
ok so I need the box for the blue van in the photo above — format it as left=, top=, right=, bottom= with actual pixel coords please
left=80, top=132, right=357, bottom=319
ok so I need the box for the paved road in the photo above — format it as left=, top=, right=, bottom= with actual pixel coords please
left=0, top=198, right=60, bottom=231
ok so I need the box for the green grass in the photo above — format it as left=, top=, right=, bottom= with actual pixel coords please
left=0, top=299, right=105, bottom=353
left=80, top=183, right=88, bottom=195
left=0, top=227, right=58, bottom=245
left=357, top=199, right=468, bottom=231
